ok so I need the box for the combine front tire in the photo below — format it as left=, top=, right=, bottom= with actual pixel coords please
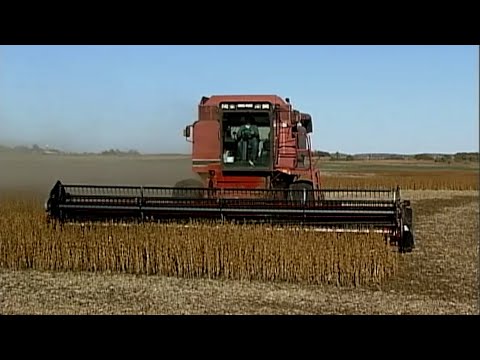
left=288, top=181, right=315, bottom=204
left=172, top=179, right=204, bottom=198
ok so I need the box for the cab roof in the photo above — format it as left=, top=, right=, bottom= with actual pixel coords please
left=201, top=95, right=289, bottom=108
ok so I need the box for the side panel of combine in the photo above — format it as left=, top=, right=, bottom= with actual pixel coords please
left=191, top=105, right=220, bottom=182
left=192, top=121, right=220, bottom=164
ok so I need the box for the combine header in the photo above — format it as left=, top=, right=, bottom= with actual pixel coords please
left=45, top=95, right=415, bottom=252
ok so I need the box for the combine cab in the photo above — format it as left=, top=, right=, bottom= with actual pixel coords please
left=45, top=95, right=415, bottom=252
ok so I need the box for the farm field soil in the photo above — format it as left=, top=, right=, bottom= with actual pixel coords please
left=0, top=154, right=478, bottom=314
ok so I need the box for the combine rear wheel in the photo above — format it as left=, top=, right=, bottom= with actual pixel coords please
left=172, top=179, right=204, bottom=198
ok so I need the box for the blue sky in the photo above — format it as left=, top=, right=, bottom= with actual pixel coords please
left=0, top=45, right=478, bottom=154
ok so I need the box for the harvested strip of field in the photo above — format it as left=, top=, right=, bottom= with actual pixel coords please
left=380, top=194, right=479, bottom=309
left=403, top=190, right=478, bottom=201
left=0, top=266, right=475, bottom=315
left=0, top=199, right=397, bottom=287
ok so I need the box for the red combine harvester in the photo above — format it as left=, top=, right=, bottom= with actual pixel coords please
left=46, top=95, right=415, bottom=252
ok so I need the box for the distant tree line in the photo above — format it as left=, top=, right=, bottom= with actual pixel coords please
left=0, top=144, right=142, bottom=156
left=313, top=150, right=331, bottom=157
left=100, top=149, right=141, bottom=156
left=433, top=153, right=479, bottom=163
left=312, top=150, right=479, bottom=162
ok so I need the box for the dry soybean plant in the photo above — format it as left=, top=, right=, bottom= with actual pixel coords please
left=322, top=171, right=479, bottom=191
left=0, top=198, right=398, bottom=286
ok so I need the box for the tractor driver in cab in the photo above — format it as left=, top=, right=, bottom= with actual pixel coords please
left=237, top=115, right=259, bottom=166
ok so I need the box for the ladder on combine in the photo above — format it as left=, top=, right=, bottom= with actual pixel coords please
left=273, top=113, right=320, bottom=190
